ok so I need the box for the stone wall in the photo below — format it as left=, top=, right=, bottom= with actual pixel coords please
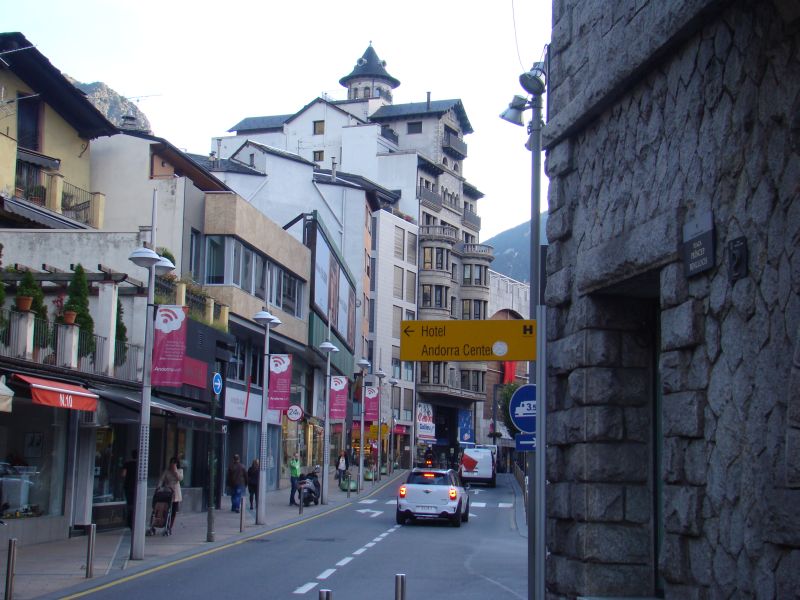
left=544, top=0, right=799, bottom=597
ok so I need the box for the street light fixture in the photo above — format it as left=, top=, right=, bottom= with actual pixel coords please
left=319, top=340, right=339, bottom=504
left=254, top=309, right=281, bottom=525
left=128, top=194, right=175, bottom=560
left=388, top=377, right=398, bottom=473
left=374, top=368, right=386, bottom=482
left=355, top=358, right=370, bottom=492
left=501, top=60, right=547, bottom=600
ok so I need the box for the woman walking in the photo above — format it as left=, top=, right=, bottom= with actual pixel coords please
left=247, top=459, right=260, bottom=510
left=159, top=457, right=183, bottom=534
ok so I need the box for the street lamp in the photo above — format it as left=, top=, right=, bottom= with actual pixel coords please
left=501, top=60, right=547, bottom=600
left=388, top=377, right=398, bottom=474
left=128, top=195, right=175, bottom=560
left=254, top=309, right=281, bottom=525
left=355, top=358, right=370, bottom=491
left=374, top=368, right=386, bottom=482
left=319, top=340, right=339, bottom=504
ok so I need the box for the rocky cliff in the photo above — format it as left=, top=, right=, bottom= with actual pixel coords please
left=67, top=77, right=151, bottom=131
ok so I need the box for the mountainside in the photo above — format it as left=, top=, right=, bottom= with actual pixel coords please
left=483, top=214, right=547, bottom=284
left=68, top=77, right=151, bottom=131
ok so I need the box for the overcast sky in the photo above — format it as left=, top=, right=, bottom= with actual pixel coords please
left=6, top=0, right=552, bottom=240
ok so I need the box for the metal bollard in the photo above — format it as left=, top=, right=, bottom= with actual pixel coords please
left=395, top=573, right=406, bottom=600
left=318, top=590, right=333, bottom=600
left=5, top=538, right=17, bottom=600
left=299, top=491, right=303, bottom=515
left=240, top=502, right=245, bottom=533
left=346, top=472, right=351, bottom=499
left=85, top=524, right=96, bottom=578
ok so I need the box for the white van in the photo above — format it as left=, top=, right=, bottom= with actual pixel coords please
left=459, top=447, right=496, bottom=487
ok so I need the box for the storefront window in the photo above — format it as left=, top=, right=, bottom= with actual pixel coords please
left=0, top=400, right=68, bottom=519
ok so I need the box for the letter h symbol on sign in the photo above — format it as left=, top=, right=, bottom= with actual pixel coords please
left=522, top=325, right=534, bottom=335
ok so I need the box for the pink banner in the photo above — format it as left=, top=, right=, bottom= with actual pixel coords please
left=330, top=376, right=348, bottom=420
left=268, top=354, right=292, bottom=411
left=364, top=386, right=379, bottom=422
left=152, top=306, right=188, bottom=387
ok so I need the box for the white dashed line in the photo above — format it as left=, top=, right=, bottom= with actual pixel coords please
left=372, top=537, right=383, bottom=542
left=378, top=533, right=389, bottom=538
left=336, top=557, right=354, bottom=567
left=499, top=502, right=513, bottom=508
left=472, top=502, right=486, bottom=508
left=317, top=569, right=336, bottom=580
left=353, top=548, right=367, bottom=555
left=386, top=500, right=396, bottom=505
left=365, top=542, right=376, bottom=547
left=294, top=582, right=318, bottom=594
left=358, top=499, right=378, bottom=504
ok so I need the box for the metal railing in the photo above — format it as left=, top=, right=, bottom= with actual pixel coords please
left=61, top=182, right=93, bottom=225
left=417, top=187, right=442, bottom=211
left=380, top=126, right=399, bottom=144
left=15, top=160, right=50, bottom=206
left=443, top=133, right=468, bottom=158
left=154, top=276, right=176, bottom=304
left=114, top=339, right=144, bottom=382
left=186, top=287, right=207, bottom=318
left=462, top=209, right=481, bottom=229
left=77, top=330, right=107, bottom=375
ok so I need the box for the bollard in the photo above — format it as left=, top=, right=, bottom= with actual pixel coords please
left=299, top=491, right=303, bottom=515
left=346, top=472, right=351, bottom=499
left=318, top=590, right=333, bottom=600
left=395, top=573, right=406, bottom=600
left=85, top=524, right=96, bottom=578
left=5, top=538, right=16, bottom=600
left=240, top=502, right=245, bottom=532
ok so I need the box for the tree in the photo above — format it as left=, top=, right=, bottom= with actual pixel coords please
left=114, top=298, right=128, bottom=366
left=498, top=383, right=521, bottom=438
left=64, top=264, right=95, bottom=355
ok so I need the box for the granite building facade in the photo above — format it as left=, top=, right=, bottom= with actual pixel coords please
left=543, top=0, right=799, bottom=597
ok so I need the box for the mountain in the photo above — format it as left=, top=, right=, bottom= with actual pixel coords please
left=67, top=77, right=151, bottom=131
left=483, top=214, right=548, bottom=283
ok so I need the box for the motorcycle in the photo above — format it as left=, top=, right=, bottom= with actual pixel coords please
left=297, top=468, right=320, bottom=506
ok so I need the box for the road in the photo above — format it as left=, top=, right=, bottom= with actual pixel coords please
left=77, top=474, right=526, bottom=599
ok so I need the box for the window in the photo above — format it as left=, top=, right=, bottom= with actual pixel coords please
left=473, top=300, right=484, bottom=320
left=403, top=388, right=414, bottom=420
left=254, top=254, right=266, bottom=299
left=205, top=236, right=225, bottom=284
left=369, top=298, right=375, bottom=332
left=228, top=340, right=246, bottom=382
left=434, top=286, right=444, bottom=308
left=435, top=248, right=446, bottom=270
left=392, top=346, right=401, bottom=378
left=450, top=296, right=457, bottom=317
left=232, top=240, right=243, bottom=286
left=394, top=226, right=405, bottom=259
left=249, top=153, right=255, bottom=167
left=403, top=360, right=414, bottom=381
left=422, top=285, right=432, bottom=307
left=189, top=229, right=202, bottom=283
left=462, top=299, right=471, bottom=320
left=463, top=264, right=472, bottom=284
left=392, top=306, right=402, bottom=338
left=405, top=271, right=416, bottom=303
left=17, top=94, right=42, bottom=150
left=393, top=266, right=403, bottom=299
left=313, top=120, right=325, bottom=135
left=406, top=233, right=417, bottom=265
left=363, top=87, right=371, bottom=98
left=423, top=247, right=433, bottom=270
left=313, top=150, right=324, bottom=162
left=407, top=121, right=422, bottom=134
left=420, top=362, right=429, bottom=383
left=241, top=245, right=253, bottom=292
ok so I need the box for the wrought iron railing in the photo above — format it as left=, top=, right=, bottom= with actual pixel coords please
left=77, top=330, right=106, bottom=375
left=61, top=181, right=93, bottom=225
left=15, top=160, right=50, bottom=206
left=114, top=339, right=143, bottom=382
left=380, top=126, right=399, bottom=144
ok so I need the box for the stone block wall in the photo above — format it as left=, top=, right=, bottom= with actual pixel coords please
left=544, top=0, right=800, bottom=598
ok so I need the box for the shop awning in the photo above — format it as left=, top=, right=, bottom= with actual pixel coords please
left=90, top=386, right=214, bottom=422
left=13, top=374, right=98, bottom=411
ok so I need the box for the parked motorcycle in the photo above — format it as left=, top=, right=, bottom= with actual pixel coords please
left=297, top=467, right=321, bottom=506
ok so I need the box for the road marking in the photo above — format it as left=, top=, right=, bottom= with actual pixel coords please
left=386, top=500, right=396, bottom=505
left=372, top=537, right=383, bottom=542
left=358, top=499, right=378, bottom=504
left=472, top=502, right=486, bottom=508
left=469, top=513, right=478, bottom=518
left=356, top=509, right=382, bottom=518
left=365, top=542, right=376, bottom=547
left=294, top=582, right=318, bottom=594
left=499, top=502, right=513, bottom=508
left=378, top=532, right=389, bottom=538
left=336, top=557, right=354, bottom=566
left=389, top=526, right=400, bottom=532
left=354, top=548, right=367, bottom=555
left=317, top=569, right=336, bottom=580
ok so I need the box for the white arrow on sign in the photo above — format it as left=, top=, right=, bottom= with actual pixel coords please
left=356, top=509, right=383, bottom=518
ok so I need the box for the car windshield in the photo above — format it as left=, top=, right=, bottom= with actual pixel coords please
left=407, top=472, right=448, bottom=485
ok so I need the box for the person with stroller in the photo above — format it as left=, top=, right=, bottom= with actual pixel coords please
left=159, top=457, right=183, bottom=533
left=247, top=459, right=260, bottom=511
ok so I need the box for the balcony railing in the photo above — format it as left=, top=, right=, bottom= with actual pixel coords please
left=443, top=134, right=468, bottom=159
left=77, top=330, right=108, bottom=376
left=462, top=209, right=481, bottom=230
left=15, top=161, right=50, bottom=206
left=61, top=182, right=93, bottom=225
left=417, top=187, right=442, bottom=211
left=114, top=339, right=144, bottom=382
left=380, top=126, right=399, bottom=145
left=419, top=225, right=459, bottom=241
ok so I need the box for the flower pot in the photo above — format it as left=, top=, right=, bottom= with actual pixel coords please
left=62, top=310, right=77, bottom=325
left=15, top=296, right=33, bottom=312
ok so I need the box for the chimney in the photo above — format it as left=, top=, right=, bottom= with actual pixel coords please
left=331, top=157, right=337, bottom=182
left=120, top=115, right=138, bottom=129
left=426, top=92, right=431, bottom=110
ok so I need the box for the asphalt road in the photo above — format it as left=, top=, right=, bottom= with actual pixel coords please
left=76, top=474, right=526, bottom=599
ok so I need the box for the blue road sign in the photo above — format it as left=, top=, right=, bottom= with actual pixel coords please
left=515, top=433, right=537, bottom=452
left=212, top=372, right=223, bottom=396
left=509, top=384, right=536, bottom=433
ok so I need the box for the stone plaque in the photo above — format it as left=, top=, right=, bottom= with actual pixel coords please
left=682, top=211, right=715, bottom=277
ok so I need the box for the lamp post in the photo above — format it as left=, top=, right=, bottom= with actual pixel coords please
left=254, top=309, right=281, bottom=525
left=374, top=368, right=386, bottom=482
left=388, top=377, right=398, bottom=474
left=319, top=340, right=339, bottom=504
left=500, top=61, right=547, bottom=600
left=128, top=192, right=175, bottom=560
left=355, top=358, right=370, bottom=492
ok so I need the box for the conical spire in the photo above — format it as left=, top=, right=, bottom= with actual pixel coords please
left=339, top=43, right=400, bottom=89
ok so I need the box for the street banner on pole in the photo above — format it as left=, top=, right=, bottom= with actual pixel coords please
left=268, top=354, right=292, bottom=410
left=364, top=386, right=379, bottom=421
left=152, top=306, right=188, bottom=387
left=330, top=376, right=348, bottom=420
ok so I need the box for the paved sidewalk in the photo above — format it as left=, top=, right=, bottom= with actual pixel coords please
left=0, top=469, right=405, bottom=600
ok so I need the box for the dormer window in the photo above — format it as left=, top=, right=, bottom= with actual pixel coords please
left=364, top=87, right=371, bottom=98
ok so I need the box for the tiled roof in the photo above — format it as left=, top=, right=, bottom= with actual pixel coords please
left=186, top=153, right=263, bottom=175
left=370, top=99, right=473, bottom=134
left=228, top=114, right=293, bottom=133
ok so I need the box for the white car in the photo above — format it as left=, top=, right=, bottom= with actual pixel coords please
left=396, top=468, right=470, bottom=527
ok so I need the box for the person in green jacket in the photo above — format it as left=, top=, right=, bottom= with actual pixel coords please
left=289, top=453, right=301, bottom=506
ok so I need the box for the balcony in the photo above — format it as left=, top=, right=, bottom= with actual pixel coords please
left=443, top=134, right=468, bottom=159
left=457, top=243, right=494, bottom=261
left=419, top=225, right=459, bottom=242
left=462, top=209, right=481, bottom=230
left=417, top=186, right=442, bottom=212
left=416, top=381, right=484, bottom=404
left=380, top=126, right=399, bottom=145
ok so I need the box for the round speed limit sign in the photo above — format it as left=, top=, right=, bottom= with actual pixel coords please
left=286, top=405, right=304, bottom=422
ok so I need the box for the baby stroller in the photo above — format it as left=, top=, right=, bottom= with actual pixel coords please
left=147, top=486, right=174, bottom=536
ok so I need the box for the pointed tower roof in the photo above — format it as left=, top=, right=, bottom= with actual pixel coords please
left=339, top=43, right=400, bottom=89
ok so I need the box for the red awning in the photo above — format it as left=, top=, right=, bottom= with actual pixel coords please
left=14, top=374, right=98, bottom=412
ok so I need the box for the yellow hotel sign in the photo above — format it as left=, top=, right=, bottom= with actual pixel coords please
left=400, top=320, right=536, bottom=362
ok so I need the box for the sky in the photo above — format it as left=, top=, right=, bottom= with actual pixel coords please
left=5, top=0, right=552, bottom=241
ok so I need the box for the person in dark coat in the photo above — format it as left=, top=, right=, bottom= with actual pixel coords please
left=247, top=459, right=260, bottom=511
left=226, top=454, right=247, bottom=513
left=121, top=450, right=138, bottom=527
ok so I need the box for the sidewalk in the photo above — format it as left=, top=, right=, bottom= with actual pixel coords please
left=0, top=469, right=406, bottom=600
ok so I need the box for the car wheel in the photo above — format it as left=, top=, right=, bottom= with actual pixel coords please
left=451, top=505, right=462, bottom=528
left=462, top=501, right=469, bottom=523
left=396, top=509, right=406, bottom=525
left=489, top=475, right=496, bottom=488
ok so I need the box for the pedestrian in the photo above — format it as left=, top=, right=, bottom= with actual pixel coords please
left=159, top=456, right=183, bottom=533
left=336, top=450, right=349, bottom=483
left=247, top=459, right=259, bottom=511
left=121, top=449, right=138, bottom=528
left=289, top=452, right=301, bottom=506
left=226, top=454, right=247, bottom=513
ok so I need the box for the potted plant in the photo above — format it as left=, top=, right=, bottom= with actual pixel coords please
left=28, top=184, right=47, bottom=205
left=64, top=264, right=94, bottom=355
left=15, top=270, right=40, bottom=312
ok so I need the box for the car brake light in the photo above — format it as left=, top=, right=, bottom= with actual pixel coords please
left=399, top=485, right=407, bottom=498
left=422, top=473, right=435, bottom=478
left=449, top=487, right=457, bottom=500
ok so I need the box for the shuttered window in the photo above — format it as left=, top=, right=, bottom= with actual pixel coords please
left=394, top=226, right=404, bottom=259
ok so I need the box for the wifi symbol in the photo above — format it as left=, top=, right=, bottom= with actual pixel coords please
left=155, top=306, right=185, bottom=333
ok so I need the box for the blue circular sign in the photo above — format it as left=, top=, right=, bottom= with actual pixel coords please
left=212, top=372, right=223, bottom=395
left=509, top=384, right=537, bottom=433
